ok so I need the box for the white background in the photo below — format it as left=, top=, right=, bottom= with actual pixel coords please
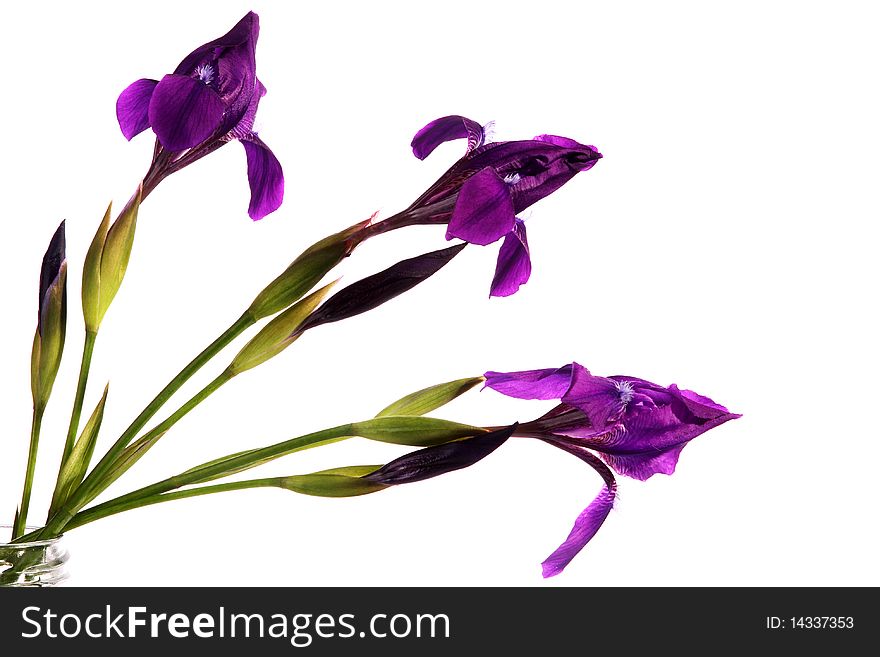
left=1, top=1, right=878, bottom=586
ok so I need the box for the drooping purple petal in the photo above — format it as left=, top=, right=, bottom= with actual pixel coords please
left=542, top=484, right=615, bottom=578
left=411, top=115, right=485, bottom=160
left=241, top=134, right=284, bottom=220
left=446, top=167, right=515, bottom=245
left=116, top=79, right=158, bottom=140
left=539, top=439, right=617, bottom=578
left=364, top=424, right=516, bottom=485
left=562, top=367, right=630, bottom=429
left=484, top=363, right=581, bottom=400
left=490, top=219, right=531, bottom=297
left=148, top=74, right=225, bottom=151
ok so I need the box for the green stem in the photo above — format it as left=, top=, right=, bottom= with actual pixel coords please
left=40, top=313, right=254, bottom=537
left=52, top=330, right=98, bottom=488
left=57, top=424, right=353, bottom=536
left=72, top=370, right=233, bottom=511
left=65, top=478, right=283, bottom=530
left=13, top=408, right=44, bottom=538
left=95, top=312, right=253, bottom=478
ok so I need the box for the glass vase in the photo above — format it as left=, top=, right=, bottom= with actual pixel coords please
left=0, top=526, right=69, bottom=587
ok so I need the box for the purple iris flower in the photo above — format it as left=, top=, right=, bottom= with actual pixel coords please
left=484, top=362, right=739, bottom=576
left=406, top=116, right=601, bottom=297
left=115, top=12, right=283, bottom=220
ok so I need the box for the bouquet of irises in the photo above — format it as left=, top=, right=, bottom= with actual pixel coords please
left=1, top=12, right=739, bottom=585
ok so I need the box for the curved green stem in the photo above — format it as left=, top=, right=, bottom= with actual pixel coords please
left=13, top=409, right=44, bottom=538
left=57, top=424, right=353, bottom=536
left=40, top=369, right=236, bottom=539
left=65, top=478, right=284, bottom=530
left=39, top=313, right=254, bottom=538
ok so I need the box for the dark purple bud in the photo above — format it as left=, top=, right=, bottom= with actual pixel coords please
left=297, top=243, right=466, bottom=332
left=38, top=221, right=67, bottom=337
left=364, top=424, right=517, bottom=485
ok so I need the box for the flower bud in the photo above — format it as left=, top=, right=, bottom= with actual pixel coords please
left=296, top=243, right=466, bottom=333
left=376, top=376, right=484, bottom=417
left=229, top=280, right=337, bottom=375
left=31, top=221, right=68, bottom=411
left=82, top=187, right=142, bottom=332
left=280, top=466, right=386, bottom=497
left=349, top=416, right=486, bottom=447
left=247, top=219, right=368, bottom=319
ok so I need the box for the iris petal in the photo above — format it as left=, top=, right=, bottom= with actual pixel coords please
left=539, top=440, right=617, bottom=578
left=484, top=363, right=581, bottom=400
left=411, top=115, right=485, bottom=160
left=490, top=219, right=531, bottom=297
left=116, top=79, right=158, bottom=141
left=446, top=168, right=515, bottom=245
left=148, top=74, right=225, bottom=152
left=241, top=134, right=284, bottom=220
left=562, top=367, right=628, bottom=429
left=542, top=484, right=615, bottom=578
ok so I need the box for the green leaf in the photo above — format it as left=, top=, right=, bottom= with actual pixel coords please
left=229, top=280, right=338, bottom=375
left=350, top=416, right=486, bottom=446
left=49, top=385, right=109, bottom=514
left=376, top=376, right=484, bottom=417
left=96, top=430, right=167, bottom=500
left=280, top=466, right=385, bottom=497
left=247, top=219, right=367, bottom=319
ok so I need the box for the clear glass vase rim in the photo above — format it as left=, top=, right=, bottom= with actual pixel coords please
left=0, top=525, right=63, bottom=549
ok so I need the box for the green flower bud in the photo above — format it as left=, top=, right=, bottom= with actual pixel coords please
left=247, top=218, right=368, bottom=319
left=82, top=188, right=142, bottom=332
left=376, top=376, right=485, bottom=417
left=280, top=466, right=386, bottom=497
left=349, top=416, right=487, bottom=446
left=229, top=280, right=338, bottom=375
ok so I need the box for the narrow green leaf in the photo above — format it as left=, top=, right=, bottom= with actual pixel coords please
left=49, top=385, right=109, bottom=514
left=376, top=376, right=485, bottom=417
left=350, top=416, right=486, bottom=446
left=229, top=280, right=338, bottom=375
left=97, top=430, right=167, bottom=496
